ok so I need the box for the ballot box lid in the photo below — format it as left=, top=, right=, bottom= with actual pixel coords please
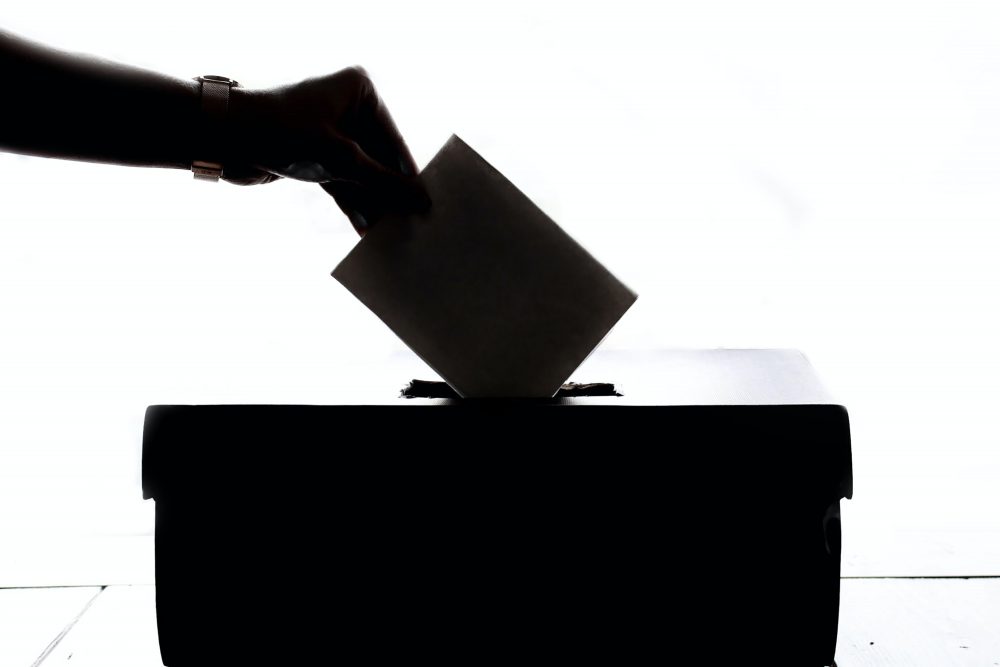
left=142, top=349, right=852, bottom=503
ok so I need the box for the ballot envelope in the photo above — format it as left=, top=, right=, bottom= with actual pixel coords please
left=332, top=134, right=637, bottom=398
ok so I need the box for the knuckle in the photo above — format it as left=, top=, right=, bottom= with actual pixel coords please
left=346, top=64, right=370, bottom=79
left=340, top=137, right=367, bottom=163
left=343, top=65, right=374, bottom=92
left=328, top=137, right=370, bottom=176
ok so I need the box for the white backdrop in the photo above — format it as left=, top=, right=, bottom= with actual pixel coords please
left=2, top=0, right=1000, bottom=580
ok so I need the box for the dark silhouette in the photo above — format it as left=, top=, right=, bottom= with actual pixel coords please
left=143, top=351, right=853, bottom=666
left=4, top=30, right=854, bottom=667
left=0, top=29, right=429, bottom=234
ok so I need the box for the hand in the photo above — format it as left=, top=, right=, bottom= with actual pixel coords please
left=225, top=67, right=429, bottom=234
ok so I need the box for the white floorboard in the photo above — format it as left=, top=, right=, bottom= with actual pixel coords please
left=836, top=578, right=1000, bottom=665
left=38, top=585, right=162, bottom=667
left=0, top=586, right=101, bottom=667
left=5, top=579, right=998, bottom=665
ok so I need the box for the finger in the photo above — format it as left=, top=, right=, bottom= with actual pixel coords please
left=256, top=130, right=427, bottom=213
left=320, top=172, right=420, bottom=236
left=222, top=166, right=282, bottom=186
left=324, top=137, right=430, bottom=214
left=349, top=70, right=421, bottom=179
left=320, top=181, right=372, bottom=236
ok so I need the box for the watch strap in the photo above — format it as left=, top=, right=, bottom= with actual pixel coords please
left=193, top=75, right=239, bottom=181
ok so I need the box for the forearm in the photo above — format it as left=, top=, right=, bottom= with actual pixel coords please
left=0, top=29, right=200, bottom=169
left=0, top=32, right=426, bottom=231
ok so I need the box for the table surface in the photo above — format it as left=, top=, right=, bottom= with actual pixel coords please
left=561, top=348, right=837, bottom=406
left=6, top=351, right=994, bottom=665
left=6, top=579, right=1000, bottom=667
left=152, top=349, right=840, bottom=407
left=3, top=351, right=996, bottom=665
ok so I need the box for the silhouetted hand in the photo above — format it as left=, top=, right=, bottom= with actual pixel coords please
left=2, top=30, right=426, bottom=235
left=226, top=67, right=429, bottom=234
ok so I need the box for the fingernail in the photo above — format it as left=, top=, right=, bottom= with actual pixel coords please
left=398, top=155, right=415, bottom=177
left=283, top=161, right=332, bottom=181
left=349, top=210, right=368, bottom=230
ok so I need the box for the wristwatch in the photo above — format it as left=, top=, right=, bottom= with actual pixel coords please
left=192, top=75, right=240, bottom=181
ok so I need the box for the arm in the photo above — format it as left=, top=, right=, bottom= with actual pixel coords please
left=0, top=29, right=428, bottom=232
left=0, top=29, right=199, bottom=169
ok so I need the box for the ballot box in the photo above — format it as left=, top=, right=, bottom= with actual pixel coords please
left=142, top=349, right=852, bottom=666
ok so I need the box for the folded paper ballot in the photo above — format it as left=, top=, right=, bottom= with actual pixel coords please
left=332, top=135, right=637, bottom=397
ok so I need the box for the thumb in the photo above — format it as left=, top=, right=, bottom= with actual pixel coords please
left=324, top=138, right=430, bottom=214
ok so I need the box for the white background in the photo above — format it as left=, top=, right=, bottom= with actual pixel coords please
left=2, top=0, right=1000, bottom=581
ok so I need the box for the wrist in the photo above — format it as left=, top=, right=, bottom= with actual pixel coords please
left=191, top=75, right=240, bottom=180
left=224, top=86, right=279, bottom=170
